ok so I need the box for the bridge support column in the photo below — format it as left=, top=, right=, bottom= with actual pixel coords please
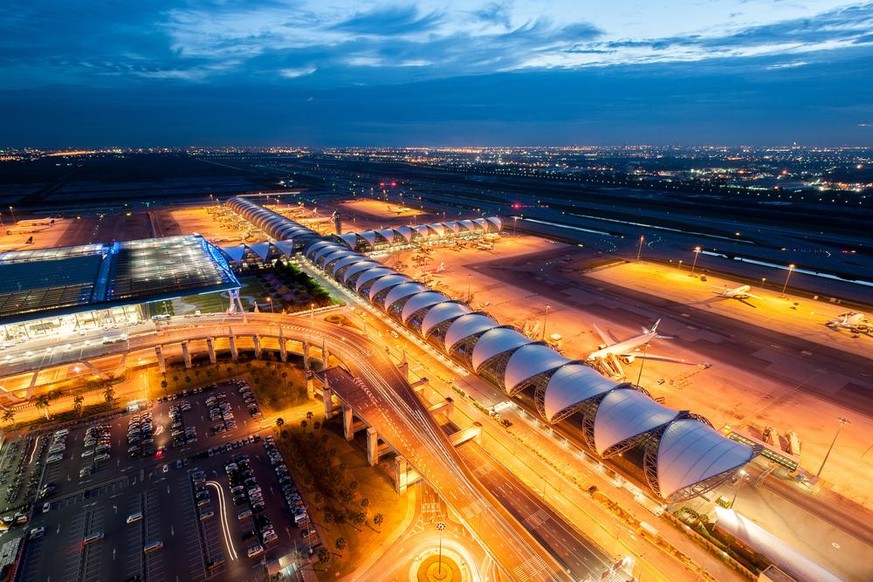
left=323, top=387, right=334, bottom=420
left=303, top=341, right=310, bottom=370
left=278, top=334, right=287, bottom=362
left=229, top=335, right=238, bottom=361
left=397, top=360, right=408, bottom=381
left=182, top=341, right=192, bottom=369
left=322, top=347, right=329, bottom=370
left=394, top=455, right=408, bottom=493
left=206, top=338, right=216, bottom=364
left=306, top=372, right=315, bottom=400
left=252, top=335, right=261, bottom=359
left=155, top=346, right=166, bottom=374
left=366, top=427, right=380, bottom=466
left=445, top=397, right=454, bottom=418
left=343, top=406, right=355, bottom=441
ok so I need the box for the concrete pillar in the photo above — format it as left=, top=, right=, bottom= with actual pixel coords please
left=445, top=397, right=454, bottom=419
left=366, top=427, right=380, bottom=466
left=397, top=360, right=408, bottom=381
left=206, top=338, right=216, bottom=364
left=229, top=335, right=238, bottom=361
left=279, top=335, right=287, bottom=362
left=322, top=347, right=329, bottom=369
left=343, top=406, right=354, bottom=441
left=182, top=341, right=192, bottom=369
left=303, top=341, right=310, bottom=370
left=252, top=335, right=261, bottom=359
left=305, top=372, right=315, bottom=400
left=394, top=455, right=408, bottom=493
left=155, top=345, right=166, bottom=374
left=323, top=387, right=334, bottom=420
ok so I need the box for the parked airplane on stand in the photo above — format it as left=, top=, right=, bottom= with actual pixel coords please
left=587, top=320, right=703, bottom=379
left=709, top=284, right=760, bottom=308
left=819, top=311, right=870, bottom=333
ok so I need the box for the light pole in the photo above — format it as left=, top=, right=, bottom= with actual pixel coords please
left=8, top=206, right=16, bottom=224
left=513, top=215, right=519, bottom=235
left=678, top=260, right=683, bottom=271
left=467, top=274, right=472, bottom=302
left=817, top=417, right=850, bottom=478
left=310, top=303, right=315, bottom=318
left=636, top=235, right=645, bottom=263
left=730, top=469, right=748, bottom=508
left=542, top=305, right=551, bottom=340
left=266, top=297, right=273, bottom=313
left=761, top=277, right=767, bottom=290
left=690, top=246, right=702, bottom=276
left=780, top=264, right=796, bottom=298
left=636, top=343, right=650, bottom=386
left=436, top=521, right=446, bottom=577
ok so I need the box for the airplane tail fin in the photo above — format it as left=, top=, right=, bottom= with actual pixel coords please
left=648, top=319, right=661, bottom=334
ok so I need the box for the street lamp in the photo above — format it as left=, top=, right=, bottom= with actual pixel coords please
left=636, top=235, right=645, bottom=263
left=8, top=206, right=16, bottom=224
left=780, top=264, right=796, bottom=298
left=467, top=274, right=472, bottom=302
left=513, top=215, right=519, bottom=235
left=761, top=277, right=767, bottom=289
left=310, top=303, right=315, bottom=318
left=730, top=469, right=749, bottom=508
left=636, top=343, right=650, bottom=386
left=266, top=297, right=273, bottom=313
left=817, top=417, right=850, bottom=478
left=690, top=246, right=702, bottom=276
left=436, top=521, right=446, bottom=577
left=542, top=305, right=551, bottom=340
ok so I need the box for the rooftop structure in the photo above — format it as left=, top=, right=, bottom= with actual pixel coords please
left=0, top=235, right=239, bottom=326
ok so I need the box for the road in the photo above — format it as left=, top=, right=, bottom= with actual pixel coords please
left=3, top=313, right=573, bottom=581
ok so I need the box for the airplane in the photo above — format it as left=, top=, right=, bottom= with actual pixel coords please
left=708, top=284, right=760, bottom=308
left=417, top=262, right=445, bottom=278
left=587, top=319, right=699, bottom=379
left=820, top=311, right=870, bottom=333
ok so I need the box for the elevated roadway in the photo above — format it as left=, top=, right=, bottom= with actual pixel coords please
left=1, top=313, right=573, bottom=581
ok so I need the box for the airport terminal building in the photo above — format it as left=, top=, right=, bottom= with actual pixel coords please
left=227, top=196, right=758, bottom=502
left=0, top=235, right=240, bottom=346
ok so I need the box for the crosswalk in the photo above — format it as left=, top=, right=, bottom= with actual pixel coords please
left=511, top=555, right=549, bottom=582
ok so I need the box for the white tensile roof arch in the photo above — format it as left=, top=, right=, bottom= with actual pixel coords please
left=471, top=327, right=533, bottom=371
left=312, top=244, right=344, bottom=265
left=541, top=364, right=616, bottom=422
left=330, top=256, right=362, bottom=277
left=593, top=389, right=679, bottom=456
left=428, top=223, right=446, bottom=237
left=443, top=221, right=460, bottom=233
left=401, top=292, right=450, bottom=323
left=485, top=217, right=502, bottom=231
left=338, top=233, right=358, bottom=248
left=393, top=226, right=413, bottom=242
left=656, top=420, right=757, bottom=500
left=384, top=283, right=429, bottom=311
left=444, top=314, right=501, bottom=352
left=412, top=225, right=431, bottom=240
left=503, top=344, right=572, bottom=395
left=376, top=229, right=395, bottom=244
left=359, top=231, right=377, bottom=246
left=341, top=261, right=382, bottom=284
left=421, top=302, right=472, bottom=338
left=368, top=275, right=411, bottom=300
left=306, top=240, right=336, bottom=260
left=458, top=219, right=476, bottom=232
left=354, top=267, right=395, bottom=292
left=321, top=249, right=354, bottom=269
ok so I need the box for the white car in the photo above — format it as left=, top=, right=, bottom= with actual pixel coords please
left=246, top=545, right=264, bottom=558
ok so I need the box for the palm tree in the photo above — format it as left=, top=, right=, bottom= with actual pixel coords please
left=35, top=394, right=51, bottom=420
left=276, top=417, right=285, bottom=428
left=103, top=384, right=116, bottom=405
left=281, top=371, right=288, bottom=390
left=306, top=411, right=314, bottom=424
left=2, top=409, right=15, bottom=426
left=300, top=420, right=308, bottom=431
left=335, top=536, right=347, bottom=555
left=373, top=513, right=384, bottom=530
left=73, top=395, right=84, bottom=417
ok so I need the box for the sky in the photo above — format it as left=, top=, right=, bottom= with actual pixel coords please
left=1, top=0, right=872, bottom=147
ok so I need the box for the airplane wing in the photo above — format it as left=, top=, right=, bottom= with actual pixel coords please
left=625, top=352, right=689, bottom=365
left=608, top=354, right=625, bottom=378
left=592, top=323, right=619, bottom=346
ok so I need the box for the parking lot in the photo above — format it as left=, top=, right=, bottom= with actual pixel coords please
left=4, top=378, right=316, bottom=581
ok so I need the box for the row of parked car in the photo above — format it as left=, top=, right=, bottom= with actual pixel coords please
left=225, top=454, right=277, bottom=557
left=262, top=436, right=312, bottom=536
left=207, top=393, right=237, bottom=434
left=170, top=403, right=198, bottom=446
left=127, top=413, right=156, bottom=459
left=190, top=470, right=214, bottom=521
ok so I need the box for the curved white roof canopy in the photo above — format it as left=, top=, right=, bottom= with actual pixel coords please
left=306, top=241, right=336, bottom=260
left=401, top=292, right=450, bottom=323
left=412, top=225, right=431, bottom=240
left=444, top=314, right=501, bottom=351
left=376, top=229, right=395, bottom=244
left=368, top=275, right=411, bottom=300
left=359, top=231, right=377, bottom=246
left=321, top=249, right=354, bottom=269
left=338, top=233, right=358, bottom=248
left=330, top=256, right=362, bottom=277
left=421, top=302, right=472, bottom=337
left=341, top=261, right=381, bottom=284
left=394, top=226, right=413, bottom=242
left=503, top=345, right=571, bottom=394
left=458, top=219, right=476, bottom=232
left=428, top=224, right=446, bottom=237
left=657, top=420, right=756, bottom=500
left=313, top=244, right=344, bottom=265
left=486, top=217, right=502, bottom=231
left=443, top=221, right=460, bottom=234
left=471, top=328, right=534, bottom=371
left=355, top=268, right=395, bottom=292
left=542, top=365, right=616, bottom=422
left=472, top=218, right=489, bottom=231
left=384, top=283, right=429, bottom=311
left=593, top=389, right=679, bottom=456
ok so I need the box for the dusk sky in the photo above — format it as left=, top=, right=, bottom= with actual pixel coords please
left=2, top=1, right=872, bottom=147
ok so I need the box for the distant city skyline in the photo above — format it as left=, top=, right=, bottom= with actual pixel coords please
left=2, top=1, right=872, bottom=147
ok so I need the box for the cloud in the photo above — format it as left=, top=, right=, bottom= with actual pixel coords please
left=280, top=66, right=318, bottom=78
left=332, top=5, right=443, bottom=36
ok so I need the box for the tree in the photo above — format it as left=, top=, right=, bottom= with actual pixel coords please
left=281, top=371, right=288, bottom=389
left=160, top=380, right=168, bottom=395
left=373, top=513, right=384, bottom=529
left=73, top=395, right=84, bottom=417
left=2, top=409, right=15, bottom=426
left=348, top=480, right=359, bottom=492
left=313, top=420, right=321, bottom=431
left=351, top=511, right=365, bottom=527
left=317, top=547, right=331, bottom=566
left=335, top=536, right=347, bottom=554
left=35, top=394, right=51, bottom=420
left=103, top=385, right=116, bottom=405
left=276, top=417, right=285, bottom=428
left=306, top=411, right=314, bottom=424
left=360, top=497, right=370, bottom=510
left=300, top=420, right=308, bottom=431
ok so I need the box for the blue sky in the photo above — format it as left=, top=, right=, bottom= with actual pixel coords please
left=2, top=1, right=872, bottom=147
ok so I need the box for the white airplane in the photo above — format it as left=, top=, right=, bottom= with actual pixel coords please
left=709, top=284, right=760, bottom=308
left=822, top=311, right=870, bottom=333
left=587, top=319, right=695, bottom=379
left=417, top=262, right=446, bottom=278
